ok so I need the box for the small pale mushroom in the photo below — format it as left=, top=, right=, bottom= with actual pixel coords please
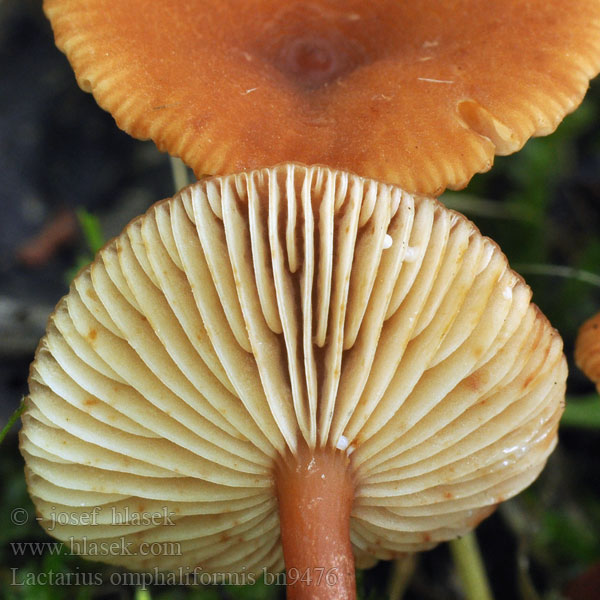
left=575, top=311, right=600, bottom=393
left=21, top=164, right=566, bottom=598
left=43, top=0, right=600, bottom=195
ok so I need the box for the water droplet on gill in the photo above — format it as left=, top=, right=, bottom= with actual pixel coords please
left=403, top=246, right=419, bottom=262
left=336, top=435, right=349, bottom=450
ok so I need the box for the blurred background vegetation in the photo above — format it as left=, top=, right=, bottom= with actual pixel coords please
left=1, top=1, right=600, bottom=599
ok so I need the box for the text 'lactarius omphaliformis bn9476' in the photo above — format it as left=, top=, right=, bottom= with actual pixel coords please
left=20, top=164, right=566, bottom=599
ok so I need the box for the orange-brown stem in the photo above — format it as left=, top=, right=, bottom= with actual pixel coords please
left=275, top=443, right=355, bottom=600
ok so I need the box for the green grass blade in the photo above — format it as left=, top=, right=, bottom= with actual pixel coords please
left=0, top=399, right=25, bottom=445
left=561, top=395, right=600, bottom=429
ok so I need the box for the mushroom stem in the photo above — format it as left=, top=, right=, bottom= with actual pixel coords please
left=276, top=443, right=356, bottom=599
left=449, top=531, right=494, bottom=600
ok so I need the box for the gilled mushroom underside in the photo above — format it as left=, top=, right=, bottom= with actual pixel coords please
left=21, top=164, right=566, bottom=575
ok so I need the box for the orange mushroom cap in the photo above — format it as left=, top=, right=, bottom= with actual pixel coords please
left=44, top=0, right=600, bottom=195
left=575, top=311, right=600, bottom=392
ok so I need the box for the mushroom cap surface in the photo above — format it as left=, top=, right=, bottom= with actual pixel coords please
left=44, top=0, right=600, bottom=195
left=575, top=311, right=600, bottom=391
left=21, top=164, right=566, bottom=572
